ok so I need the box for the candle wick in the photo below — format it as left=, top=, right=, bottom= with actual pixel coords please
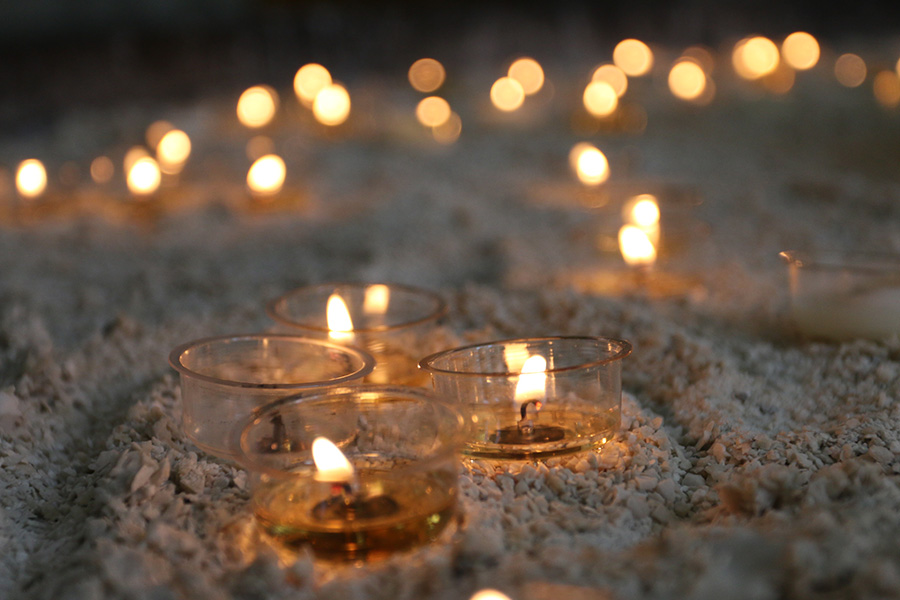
left=517, top=400, right=543, bottom=436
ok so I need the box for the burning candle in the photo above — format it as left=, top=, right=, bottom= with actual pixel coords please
left=420, top=336, right=631, bottom=460
left=312, top=83, right=351, bottom=126
left=613, top=39, right=654, bottom=77
left=15, top=159, right=47, bottom=200
left=618, top=224, right=657, bottom=268
left=570, top=143, right=610, bottom=186
left=238, top=386, right=463, bottom=560
left=126, top=156, right=162, bottom=198
left=246, top=154, right=286, bottom=198
left=237, top=85, right=279, bottom=129
left=268, top=282, right=447, bottom=386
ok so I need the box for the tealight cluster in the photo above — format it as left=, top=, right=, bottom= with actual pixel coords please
left=169, top=282, right=631, bottom=560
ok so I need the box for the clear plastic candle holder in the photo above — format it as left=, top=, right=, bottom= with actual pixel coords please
left=419, top=336, right=632, bottom=460
left=267, top=282, right=448, bottom=386
left=168, top=334, right=375, bottom=460
left=780, top=250, right=900, bottom=341
left=236, top=385, right=464, bottom=561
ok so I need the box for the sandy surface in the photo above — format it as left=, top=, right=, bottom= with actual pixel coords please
left=3, top=48, right=900, bottom=600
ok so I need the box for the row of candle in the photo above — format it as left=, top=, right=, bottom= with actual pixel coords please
left=169, top=282, right=631, bottom=560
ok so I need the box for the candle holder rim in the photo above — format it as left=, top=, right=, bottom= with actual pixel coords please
left=780, top=249, right=900, bottom=273
left=168, top=333, right=376, bottom=389
left=234, top=384, right=465, bottom=479
left=266, top=281, right=448, bottom=334
left=418, top=335, right=632, bottom=377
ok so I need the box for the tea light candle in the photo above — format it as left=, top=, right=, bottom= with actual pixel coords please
left=781, top=250, right=900, bottom=341
left=267, top=282, right=447, bottom=386
left=420, top=336, right=632, bottom=460
left=238, top=385, right=463, bottom=560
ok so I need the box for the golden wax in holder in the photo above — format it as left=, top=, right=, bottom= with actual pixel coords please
left=780, top=250, right=900, bottom=341
left=168, top=334, right=375, bottom=460
left=267, top=282, right=448, bottom=386
left=236, top=385, right=464, bottom=561
left=420, top=336, right=632, bottom=460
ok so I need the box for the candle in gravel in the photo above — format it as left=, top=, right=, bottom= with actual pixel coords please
left=489, top=354, right=565, bottom=444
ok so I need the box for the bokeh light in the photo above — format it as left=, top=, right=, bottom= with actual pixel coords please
left=126, top=157, right=161, bottom=196
left=508, top=57, right=544, bottom=95
left=873, top=71, right=900, bottom=108
left=145, top=120, right=174, bottom=149
left=408, top=58, right=446, bottom=93
left=668, top=59, right=707, bottom=100
left=247, top=154, right=286, bottom=197
left=681, top=46, right=715, bottom=74
left=782, top=32, right=820, bottom=70
left=591, top=64, right=628, bottom=97
left=294, top=64, right=332, bottom=105
left=416, top=96, right=452, bottom=128
left=733, top=36, right=780, bottom=80
left=571, top=143, right=610, bottom=186
left=432, top=111, right=462, bottom=144
left=470, top=590, right=512, bottom=600
left=613, top=39, right=653, bottom=76
left=583, top=81, right=618, bottom=117
left=16, top=159, right=47, bottom=199
left=237, top=85, right=279, bottom=128
left=490, top=77, right=525, bottom=112
left=312, top=83, right=351, bottom=126
left=90, top=156, right=114, bottom=184
left=123, top=146, right=150, bottom=173
left=156, top=129, right=191, bottom=174
left=619, top=224, right=657, bottom=267
left=835, top=53, right=867, bottom=88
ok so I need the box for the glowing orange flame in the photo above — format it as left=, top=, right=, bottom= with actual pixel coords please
left=571, top=143, right=610, bottom=186
left=416, top=96, right=452, bottom=128
left=126, top=157, right=161, bottom=197
left=408, top=58, right=445, bottom=93
left=294, top=64, right=332, bottom=106
left=157, top=129, right=191, bottom=174
left=514, top=355, right=547, bottom=407
left=490, top=77, right=525, bottom=112
left=583, top=81, right=618, bottom=117
left=592, top=64, right=628, bottom=97
left=508, top=57, right=544, bottom=95
left=327, top=293, right=354, bottom=341
left=619, top=225, right=657, bottom=267
left=246, top=154, right=285, bottom=197
left=312, top=437, right=354, bottom=483
left=613, top=39, right=653, bottom=76
left=237, top=85, right=279, bottom=128
left=669, top=59, right=707, bottom=101
left=16, top=159, right=47, bottom=199
left=363, top=284, right=390, bottom=315
left=782, top=32, right=820, bottom=70
left=312, top=83, right=351, bottom=126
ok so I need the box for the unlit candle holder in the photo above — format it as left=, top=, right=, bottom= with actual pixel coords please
left=419, top=336, right=632, bottom=460
left=168, top=334, right=374, bottom=460
left=267, top=282, right=448, bottom=386
left=236, top=385, right=464, bottom=561
left=780, top=250, right=900, bottom=341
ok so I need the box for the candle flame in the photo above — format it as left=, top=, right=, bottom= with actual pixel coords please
left=572, top=144, right=610, bottom=186
left=312, top=83, right=351, bottom=126
left=490, top=77, right=525, bottom=112
left=237, top=85, right=279, bottom=129
left=514, top=355, right=547, bottom=408
left=416, top=96, right=452, bottom=128
left=733, top=36, right=780, bottom=80
left=613, top=39, right=653, bottom=77
left=312, top=437, right=354, bottom=483
left=508, top=57, right=544, bottom=96
left=127, top=157, right=161, bottom=197
left=408, top=58, right=446, bottom=93
left=470, top=591, right=512, bottom=600
left=668, top=59, right=708, bottom=101
left=782, top=32, right=819, bottom=70
left=294, top=63, right=332, bottom=106
left=626, top=194, right=660, bottom=227
left=619, top=225, right=657, bottom=267
left=592, top=63, right=628, bottom=97
left=327, top=293, right=354, bottom=341
left=583, top=80, right=619, bottom=117
left=363, top=284, right=390, bottom=315
left=15, top=159, right=47, bottom=199
left=246, top=154, right=286, bottom=197
left=157, top=129, right=191, bottom=174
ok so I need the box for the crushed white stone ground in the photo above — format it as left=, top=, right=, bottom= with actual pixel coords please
left=3, top=55, right=900, bottom=600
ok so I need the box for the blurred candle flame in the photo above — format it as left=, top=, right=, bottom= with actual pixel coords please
left=613, top=39, right=653, bottom=76
left=312, top=83, right=351, bottom=126
left=571, top=143, right=610, bottom=186
left=312, top=437, right=354, bottom=483
left=592, top=64, right=628, bottom=97
left=363, top=284, right=390, bottom=315
left=156, top=129, right=191, bottom=174
left=246, top=154, right=286, bottom=197
left=16, top=159, right=47, bottom=199
left=470, top=591, right=512, bottom=600
left=583, top=81, right=618, bottom=117
left=408, top=58, right=446, bottom=93
left=668, top=59, right=708, bottom=101
left=327, top=293, right=354, bottom=341
left=782, top=32, right=820, bottom=70
left=416, top=96, right=452, bottom=128
left=490, top=77, right=525, bottom=112
left=619, top=225, right=657, bottom=267
left=835, top=53, right=867, bottom=88
left=237, top=85, right=278, bottom=128
left=508, top=57, right=544, bottom=95
left=126, top=157, right=161, bottom=197
left=514, top=355, right=547, bottom=408
left=294, top=64, right=332, bottom=106
left=733, top=36, right=780, bottom=80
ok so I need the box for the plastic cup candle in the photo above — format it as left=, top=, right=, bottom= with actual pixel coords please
left=268, top=282, right=447, bottom=386
left=168, top=334, right=374, bottom=460
left=420, top=336, right=631, bottom=460
left=237, top=385, right=463, bottom=560
left=780, top=250, right=900, bottom=341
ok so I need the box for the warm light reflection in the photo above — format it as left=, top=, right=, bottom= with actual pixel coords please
left=782, top=32, right=820, bottom=70
left=432, top=111, right=462, bottom=144
left=90, top=156, right=114, bottom=184
left=363, top=284, right=390, bottom=315
left=835, top=53, right=867, bottom=88
left=873, top=71, right=900, bottom=108
left=508, top=57, right=544, bottom=95
left=619, top=225, right=657, bottom=267
left=583, top=81, right=618, bottom=117
left=470, top=591, right=511, bottom=600
left=294, top=64, right=332, bottom=106
left=127, top=157, right=161, bottom=197
left=245, top=136, right=275, bottom=161
left=490, top=77, right=525, bottom=112
left=246, top=154, right=286, bottom=197
left=312, top=83, right=351, bottom=126
left=16, top=159, right=47, bottom=199
left=124, top=146, right=149, bottom=173
left=733, top=36, right=780, bottom=80
left=237, top=85, right=278, bottom=128
left=327, top=293, right=354, bottom=341
left=156, top=129, right=191, bottom=174
left=572, top=143, right=610, bottom=185
left=312, top=437, right=354, bottom=483
left=514, top=355, right=547, bottom=407
left=592, top=64, right=628, bottom=97
left=627, top=194, right=660, bottom=227
left=682, top=46, right=715, bottom=74
left=613, top=39, right=653, bottom=76
left=416, top=96, right=452, bottom=128
left=503, top=343, right=530, bottom=373
left=408, top=58, right=446, bottom=93
left=668, top=59, right=707, bottom=100
left=145, top=120, right=174, bottom=149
